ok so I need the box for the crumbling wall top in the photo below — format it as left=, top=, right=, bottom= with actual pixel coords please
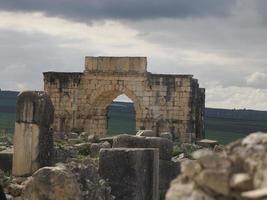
left=85, top=56, right=147, bottom=74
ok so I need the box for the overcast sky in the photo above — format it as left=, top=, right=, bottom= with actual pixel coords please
left=1, top=0, right=267, bottom=110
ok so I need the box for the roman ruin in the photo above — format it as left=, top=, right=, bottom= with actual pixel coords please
left=12, top=91, right=54, bottom=176
left=44, top=56, right=205, bottom=142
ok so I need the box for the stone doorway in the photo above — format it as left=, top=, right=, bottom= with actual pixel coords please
left=85, top=87, right=143, bottom=137
left=107, top=94, right=136, bottom=136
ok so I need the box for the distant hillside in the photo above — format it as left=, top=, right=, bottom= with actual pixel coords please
left=0, top=91, right=19, bottom=135
left=1, top=91, right=267, bottom=143
left=0, top=91, right=18, bottom=112
left=206, top=108, right=267, bottom=121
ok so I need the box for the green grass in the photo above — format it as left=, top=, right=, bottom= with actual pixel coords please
left=205, top=130, right=245, bottom=144
left=107, top=111, right=136, bottom=136
left=205, top=117, right=267, bottom=144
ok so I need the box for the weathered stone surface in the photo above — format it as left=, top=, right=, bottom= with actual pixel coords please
left=230, top=173, right=253, bottom=190
left=68, top=138, right=81, bottom=145
left=181, top=160, right=202, bottom=178
left=197, top=139, right=218, bottom=148
left=65, top=159, right=115, bottom=200
left=54, top=144, right=78, bottom=163
left=159, top=132, right=173, bottom=141
left=100, top=141, right=111, bottom=149
left=195, top=169, right=230, bottom=195
left=79, top=132, right=88, bottom=140
left=13, top=91, right=54, bottom=177
left=0, top=149, right=13, bottom=172
left=99, top=148, right=159, bottom=200
left=166, top=132, right=267, bottom=200
left=166, top=176, right=215, bottom=200
left=145, top=137, right=173, bottom=160
left=90, top=143, right=100, bottom=157
left=90, top=141, right=111, bottom=157
left=192, top=149, right=214, bottom=160
left=113, top=135, right=173, bottom=160
left=136, top=130, right=157, bottom=137
left=112, top=134, right=146, bottom=148
left=16, top=91, right=54, bottom=126
left=99, top=136, right=114, bottom=145
left=44, top=56, right=205, bottom=142
left=198, top=154, right=232, bottom=170
left=23, top=165, right=82, bottom=200
left=159, top=160, right=180, bottom=194
left=53, top=132, right=65, bottom=140
left=7, top=183, right=24, bottom=197
left=87, top=134, right=100, bottom=143
left=74, top=143, right=91, bottom=156
left=68, top=132, right=79, bottom=139
left=241, top=188, right=267, bottom=199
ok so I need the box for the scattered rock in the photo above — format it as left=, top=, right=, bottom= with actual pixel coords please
left=99, top=137, right=114, bottom=146
left=7, top=183, right=24, bottom=197
left=136, top=130, right=157, bottom=137
left=166, top=176, right=215, bottom=200
left=90, top=143, right=101, bottom=157
left=113, top=135, right=173, bottom=160
left=79, top=132, right=89, bottom=139
left=145, top=137, right=173, bottom=160
left=230, top=173, right=253, bottom=190
left=5, top=194, right=12, bottom=200
left=159, top=132, right=173, bottom=141
left=241, top=188, right=267, bottom=199
left=192, top=149, right=214, bottom=160
left=195, top=169, right=230, bottom=196
left=53, top=132, right=65, bottom=140
left=23, top=164, right=82, bottom=200
left=68, top=132, right=79, bottom=139
left=54, top=144, right=78, bottom=163
left=197, top=139, right=218, bottom=148
left=113, top=134, right=146, bottom=148
left=65, top=159, right=114, bottom=200
left=166, top=132, right=267, bottom=200
left=68, top=139, right=81, bottom=145
left=75, top=143, right=91, bottom=156
left=181, top=160, right=202, bottom=178
left=87, top=134, right=99, bottom=143
left=100, top=141, right=111, bottom=149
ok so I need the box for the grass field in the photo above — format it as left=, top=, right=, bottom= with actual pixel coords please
left=107, top=105, right=136, bottom=136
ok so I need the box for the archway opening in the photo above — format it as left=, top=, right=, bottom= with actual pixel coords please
left=107, top=94, right=136, bottom=136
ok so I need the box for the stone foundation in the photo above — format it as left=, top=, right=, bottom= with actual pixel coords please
left=99, top=148, right=159, bottom=200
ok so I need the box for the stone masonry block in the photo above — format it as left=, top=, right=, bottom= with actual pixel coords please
left=99, top=148, right=159, bottom=200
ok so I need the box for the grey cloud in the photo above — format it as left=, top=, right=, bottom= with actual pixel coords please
left=0, top=0, right=236, bottom=22
left=0, top=29, right=89, bottom=91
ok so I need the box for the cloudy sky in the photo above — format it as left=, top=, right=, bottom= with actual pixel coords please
left=0, top=0, right=267, bottom=110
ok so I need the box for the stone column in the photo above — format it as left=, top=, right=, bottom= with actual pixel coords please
left=99, top=148, right=159, bottom=200
left=12, top=91, right=54, bottom=177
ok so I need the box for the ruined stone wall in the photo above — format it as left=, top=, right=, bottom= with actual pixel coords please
left=44, top=56, right=205, bottom=142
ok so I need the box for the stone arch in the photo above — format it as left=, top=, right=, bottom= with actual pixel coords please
left=84, top=83, right=145, bottom=135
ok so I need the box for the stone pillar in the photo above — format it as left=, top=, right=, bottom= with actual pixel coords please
left=99, top=148, right=159, bottom=200
left=12, top=91, right=54, bottom=177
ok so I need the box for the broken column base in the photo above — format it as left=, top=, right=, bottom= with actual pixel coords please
left=99, top=148, right=159, bottom=200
